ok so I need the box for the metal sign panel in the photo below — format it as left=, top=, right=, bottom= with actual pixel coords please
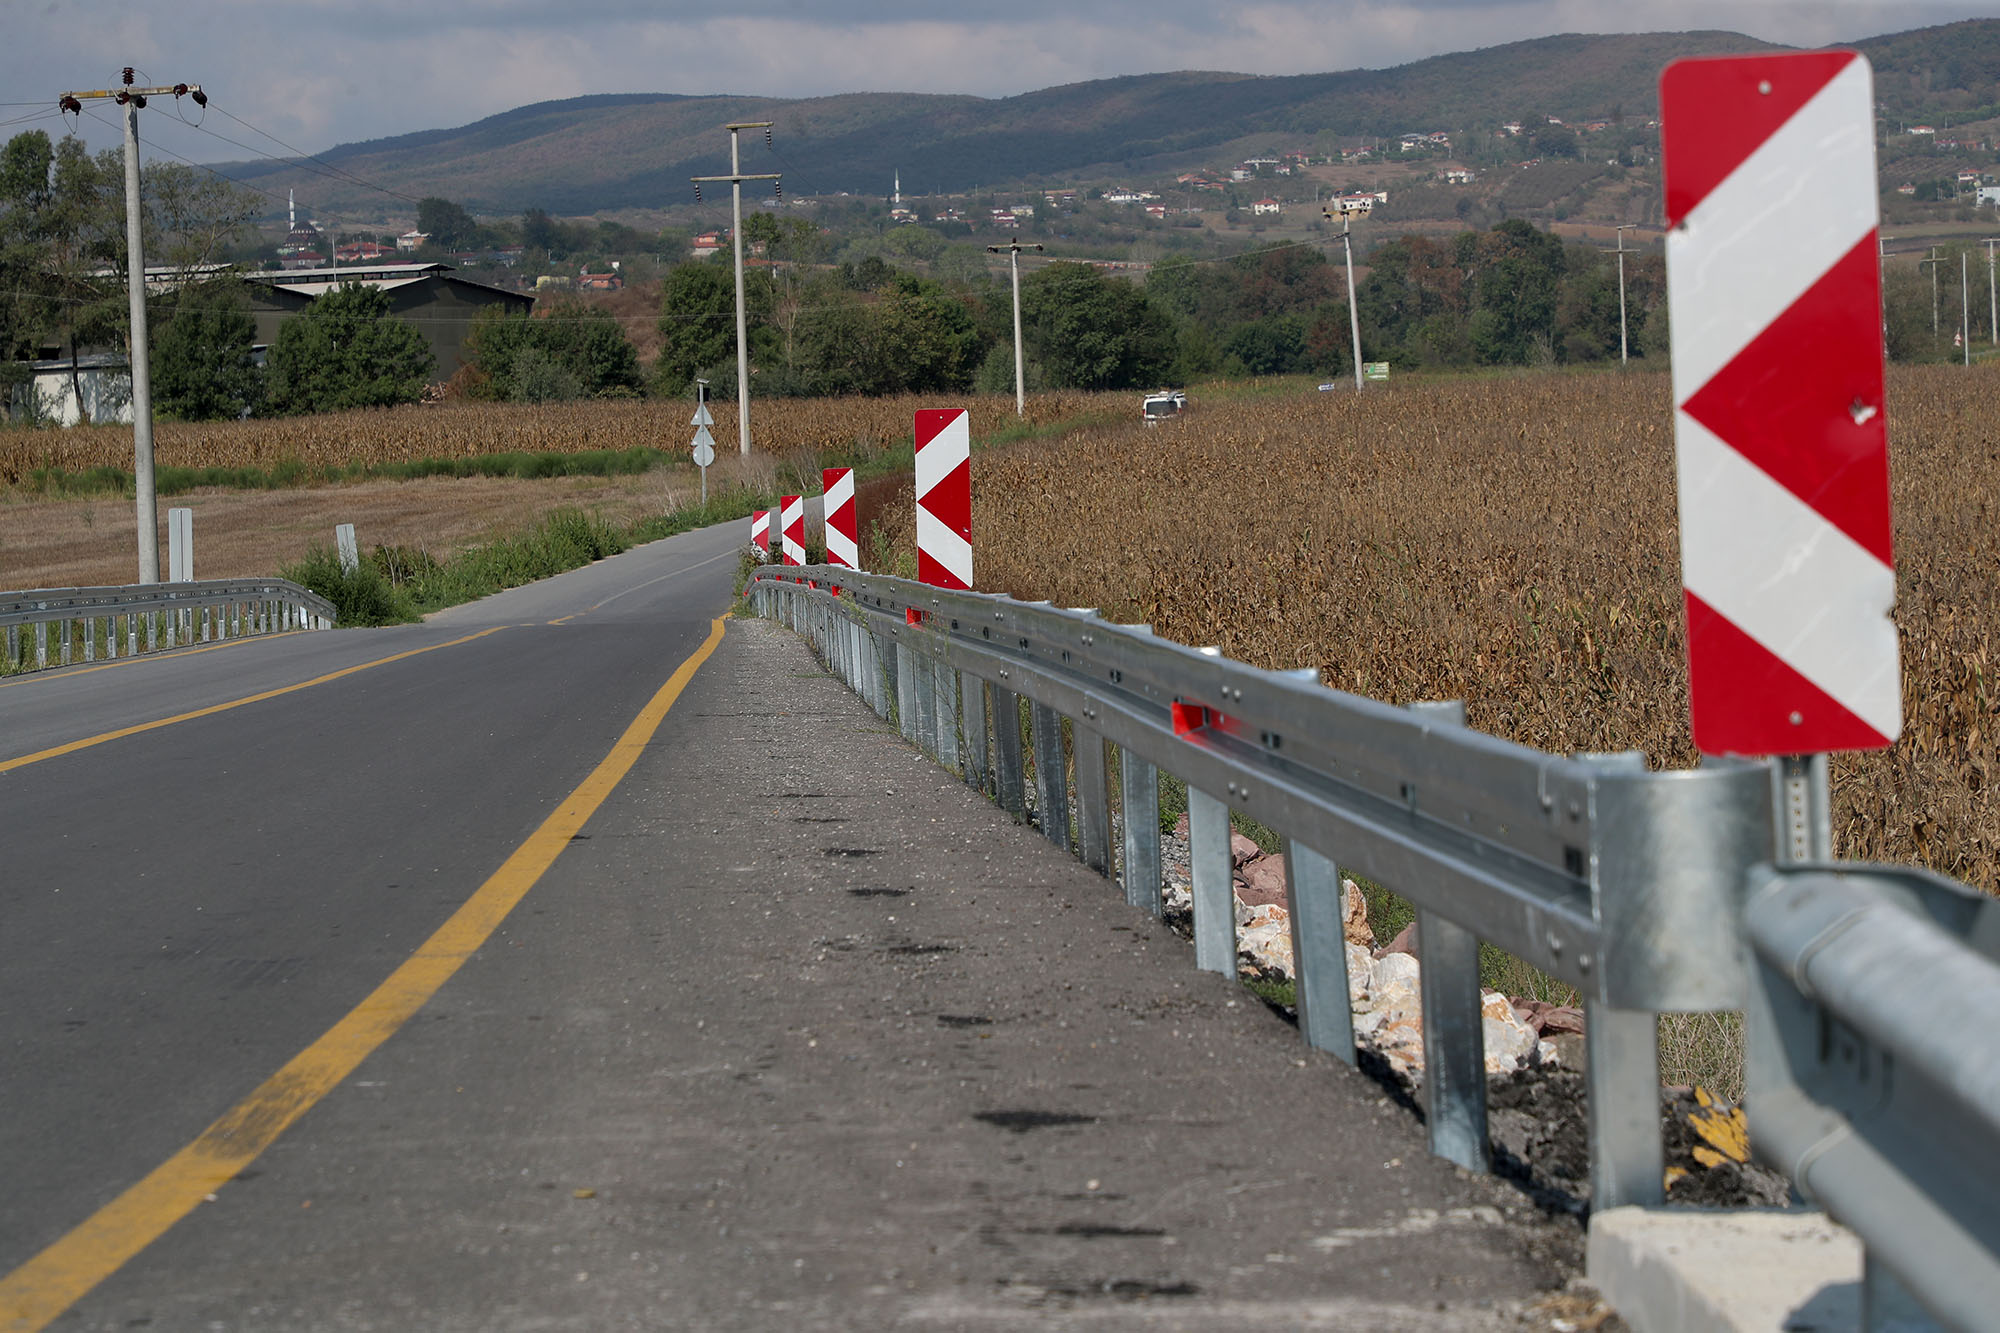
left=750, top=509, right=769, bottom=553
left=780, top=494, right=805, bottom=566
left=823, top=467, right=857, bottom=568
left=914, top=409, right=971, bottom=589
left=1661, top=51, right=1899, bottom=753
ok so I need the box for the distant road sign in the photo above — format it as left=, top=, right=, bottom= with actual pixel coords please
left=1661, top=51, right=1899, bottom=753
left=692, top=424, right=716, bottom=468
left=1362, top=362, right=1390, bottom=380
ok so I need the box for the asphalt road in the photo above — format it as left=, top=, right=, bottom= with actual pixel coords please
left=0, top=520, right=1582, bottom=1330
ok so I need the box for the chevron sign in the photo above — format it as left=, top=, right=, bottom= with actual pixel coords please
left=780, top=495, right=805, bottom=566
left=914, top=409, right=972, bottom=589
left=823, top=467, right=857, bottom=568
left=1661, top=51, right=1899, bottom=754
left=750, top=509, right=769, bottom=554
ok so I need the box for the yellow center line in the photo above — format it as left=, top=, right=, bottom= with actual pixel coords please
left=0, top=630, right=310, bottom=691
left=0, top=628, right=508, bottom=775
left=0, top=615, right=730, bottom=1332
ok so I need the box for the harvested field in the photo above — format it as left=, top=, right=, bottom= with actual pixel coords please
left=0, top=393, right=1099, bottom=483
left=876, top=366, right=1998, bottom=890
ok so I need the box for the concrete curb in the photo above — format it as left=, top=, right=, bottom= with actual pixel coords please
left=1588, top=1207, right=1862, bottom=1332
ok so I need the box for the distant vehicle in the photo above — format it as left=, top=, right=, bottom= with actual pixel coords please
left=1142, top=389, right=1187, bottom=424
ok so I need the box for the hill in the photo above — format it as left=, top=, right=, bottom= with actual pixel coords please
left=210, top=22, right=2000, bottom=221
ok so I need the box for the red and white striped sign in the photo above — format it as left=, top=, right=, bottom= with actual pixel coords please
left=780, top=495, right=805, bottom=566
left=751, top=509, right=770, bottom=554
left=823, top=467, right=857, bottom=568
left=914, top=409, right=971, bottom=589
left=1662, top=51, right=1899, bottom=754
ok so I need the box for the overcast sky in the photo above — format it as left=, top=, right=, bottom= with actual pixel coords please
left=6, top=1, right=1987, bottom=166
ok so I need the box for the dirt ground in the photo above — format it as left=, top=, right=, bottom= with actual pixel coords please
left=0, top=471, right=704, bottom=592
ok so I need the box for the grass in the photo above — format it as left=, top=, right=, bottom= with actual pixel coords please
left=17, top=447, right=682, bottom=499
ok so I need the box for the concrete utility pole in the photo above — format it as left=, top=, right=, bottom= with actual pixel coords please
left=59, top=72, right=205, bottom=585
left=985, top=236, right=1043, bottom=415
left=1962, top=250, right=1971, bottom=366
left=1921, top=245, right=1943, bottom=336
left=1613, top=224, right=1635, bottom=365
left=1985, top=238, right=1999, bottom=346
left=692, top=123, right=780, bottom=456
left=1323, top=204, right=1366, bottom=392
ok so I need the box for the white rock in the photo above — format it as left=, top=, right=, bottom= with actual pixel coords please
left=1480, top=989, right=1539, bottom=1074
left=1237, top=903, right=1295, bottom=978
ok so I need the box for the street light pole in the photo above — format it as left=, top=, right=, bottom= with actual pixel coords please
left=1324, top=205, right=1365, bottom=392
left=692, top=123, right=780, bottom=456
left=1610, top=224, right=1636, bottom=365
left=986, top=236, right=1043, bottom=415
left=59, top=73, right=205, bottom=585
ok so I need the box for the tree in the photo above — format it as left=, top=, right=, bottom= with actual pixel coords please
left=151, top=280, right=262, bottom=420
left=0, top=131, right=126, bottom=420
left=468, top=299, right=642, bottom=402
left=416, top=197, right=478, bottom=252
left=1019, top=262, right=1174, bottom=391
left=654, top=257, right=771, bottom=396
left=264, top=283, right=434, bottom=414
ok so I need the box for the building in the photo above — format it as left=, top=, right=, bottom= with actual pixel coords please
left=1979, top=185, right=2000, bottom=207
left=1252, top=198, right=1281, bottom=215
left=9, top=351, right=134, bottom=426
left=396, top=231, right=430, bottom=251
left=241, top=261, right=534, bottom=380
left=1444, top=168, right=1476, bottom=185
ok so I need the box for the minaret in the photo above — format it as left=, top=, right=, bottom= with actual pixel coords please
left=288, top=189, right=295, bottom=232
left=894, top=172, right=901, bottom=207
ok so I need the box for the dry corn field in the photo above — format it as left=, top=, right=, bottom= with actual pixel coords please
left=879, top=367, right=1999, bottom=892
left=0, top=394, right=1097, bottom=482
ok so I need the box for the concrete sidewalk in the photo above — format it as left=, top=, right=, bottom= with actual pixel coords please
left=71, top=613, right=1588, bottom=1330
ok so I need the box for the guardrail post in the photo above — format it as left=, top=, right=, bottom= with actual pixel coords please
left=1073, top=724, right=1111, bottom=874
left=1119, top=750, right=1162, bottom=914
left=1405, top=700, right=1490, bottom=1173
left=1418, top=909, right=1491, bottom=1172
left=991, top=684, right=1027, bottom=821
left=911, top=640, right=937, bottom=759
left=1031, top=702, right=1070, bottom=851
left=961, top=671, right=989, bottom=796
left=932, top=655, right=958, bottom=772
left=1285, top=839, right=1356, bottom=1064
left=1188, top=787, right=1235, bottom=974
left=891, top=633, right=915, bottom=740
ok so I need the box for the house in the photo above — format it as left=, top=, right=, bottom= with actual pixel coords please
left=240, top=261, right=534, bottom=380
left=9, top=351, right=134, bottom=426
left=334, top=240, right=395, bottom=263
left=1979, top=185, right=2000, bottom=207
left=690, top=230, right=725, bottom=258
left=396, top=230, right=430, bottom=252
left=1252, top=198, right=1281, bottom=215
left=1009, top=205, right=1035, bottom=217
left=1897, top=182, right=1918, bottom=195
left=575, top=270, right=622, bottom=292
left=1444, top=168, right=1476, bottom=185
left=1909, top=125, right=1936, bottom=135
left=1144, top=203, right=1166, bottom=219
left=1501, top=122, right=1523, bottom=136
left=1959, top=170, right=1983, bottom=186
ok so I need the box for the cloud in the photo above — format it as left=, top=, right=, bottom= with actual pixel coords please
left=9, top=0, right=1991, bottom=164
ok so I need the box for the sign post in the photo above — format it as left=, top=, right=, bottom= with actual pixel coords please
left=1661, top=51, right=1900, bottom=858
left=690, top=382, right=715, bottom=505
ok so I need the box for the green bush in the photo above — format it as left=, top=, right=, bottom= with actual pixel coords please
left=280, top=546, right=420, bottom=626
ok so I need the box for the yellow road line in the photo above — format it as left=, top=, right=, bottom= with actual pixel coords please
left=0, top=630, right=308, bottom=691
left=0, top=628, right=507, bottom=775
left=0, top=615, right=730, bottom=1331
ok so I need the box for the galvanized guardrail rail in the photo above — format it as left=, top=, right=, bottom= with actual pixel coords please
left=1, top=579, right=336, bottom=673
left=749, top=564, right=1998, bottom=1332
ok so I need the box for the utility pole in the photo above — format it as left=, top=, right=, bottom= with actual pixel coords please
left=985, top=236, right=1042, bottom=415
left=1985, top=238, right=1999, bottom=346
left=1323, top=204, right=1366, bottom=392
left=1962, top=250, right=1971, bottom=366
left=59, top=72, right=205, bottom=586
left=692, top=123, right=780, bottom=456
left=1613, top=223, right=1635, bottom=366
left=1921, top=245, right=1943, bottom=336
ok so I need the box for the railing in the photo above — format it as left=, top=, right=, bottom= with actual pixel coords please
left=1, top=578, right=337, bottom=674
left=749, top=564, right=1998, bottom=1332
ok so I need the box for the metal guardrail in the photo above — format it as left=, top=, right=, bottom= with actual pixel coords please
left=749, top=565, right=1996, bottom=1332
left=1, top=578, right=337, bottom=673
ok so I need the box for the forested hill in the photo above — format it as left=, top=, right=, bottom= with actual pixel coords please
left=212, top=21, right=1998, bottom=218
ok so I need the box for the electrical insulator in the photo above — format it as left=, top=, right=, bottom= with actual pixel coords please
left=191, top=88, right=206, bottom=107
left=59, top=94, right=81, bottom=114
left=694, top=183, right=702, bottom=202
left=122, top=67, right=135, bottom=85
left=773, top=180, right=782, bottom=201
left=114, top=90, right=130, bottom=105
left=764, top=127, right=772, bottom=147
